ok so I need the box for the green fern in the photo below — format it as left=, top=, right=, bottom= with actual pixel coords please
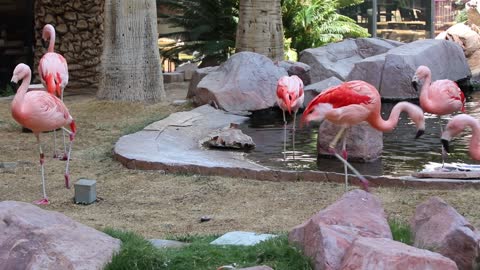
left=283, top=0, right=369, bottom=53
left=157, top=0, right=238, bottom=67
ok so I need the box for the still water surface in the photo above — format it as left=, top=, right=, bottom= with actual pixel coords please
left=240, top=92, right=480, bottom=177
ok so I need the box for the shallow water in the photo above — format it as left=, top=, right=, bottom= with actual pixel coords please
left=240, top=92, right=480, bottom=177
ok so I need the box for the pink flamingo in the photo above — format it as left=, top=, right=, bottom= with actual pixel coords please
left=276, top=75, right=304, bottom=161
left=11, top=63, right=76, bottom=205
left=441, top=114, right=480, bottom=160
left=38, top=24, right=69, bottom=159
left=302, top=80, right=425, bottom=191
left=411, top=65, right=465, bottom=164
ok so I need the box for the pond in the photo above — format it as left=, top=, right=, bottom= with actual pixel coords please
left=241, top=91, right=480, bottom=177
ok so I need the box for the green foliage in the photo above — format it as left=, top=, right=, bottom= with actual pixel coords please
left=456, top=9, right=468, bottom=23
left=104, top=228, right=312, bottom=270
left=389, top=219, right=413, bottom=245
left=0, top=83, right=14, bottom=97
left=157, top=0, right=238, bottom=67
left=282, top=0, right=370, bottom=54
left=336, top=0, right=364, bottom=9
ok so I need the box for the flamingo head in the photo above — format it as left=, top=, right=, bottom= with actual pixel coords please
left=441, top=115, right=471, bottom=153
left=11, top=63, right=31, bottom=84
left=411, top=65, right=431, bottom=91
left=276, top=75, right=304, bottom=115
left=41, top=24, right=55, bottom=49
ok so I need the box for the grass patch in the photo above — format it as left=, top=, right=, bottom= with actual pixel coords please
left=389, top=219, right=413, bottom=245
left=104, top=228, right=312, bottom=270
left=0, top=83, right=14, bottom=97
left=121, top=114, right=168, bottom=135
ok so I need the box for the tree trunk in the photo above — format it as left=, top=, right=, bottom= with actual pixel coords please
left=98, top=0, right=166, bottom=102
left=235, top=0, right=284, bottom=61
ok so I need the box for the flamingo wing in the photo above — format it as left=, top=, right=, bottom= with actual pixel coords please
left=303, top=81, right=373, bottom=116
left=38, top=53, right=69, bottom=97
left=432, top=80, right=466, bottom=113
left=21, top=91, right=72, bottom=132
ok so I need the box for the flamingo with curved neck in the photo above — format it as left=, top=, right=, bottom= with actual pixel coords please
left=11, top=63, right=76, bottom=205
left=276, top=75, right=304, bottom=161
left=39, top=24, right=70, bottom=159
left=302, top=80, right=425, bottom=191
left=441, top=114, right=480, bottom=161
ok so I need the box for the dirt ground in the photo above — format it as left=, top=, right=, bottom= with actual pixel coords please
left=1, top=82, right=480, bottom=239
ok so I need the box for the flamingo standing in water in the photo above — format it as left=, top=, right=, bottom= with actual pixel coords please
left=276, top=75, right=304, bottom=161
left=302, top=80, right=425, bottom=191
left=441, top=114, right=480, bottom=160
left=11, top=64, right=76, bottom=205
left=411, top=65, right=465, bottom=165
left=38, top=24, right=69, bottom=159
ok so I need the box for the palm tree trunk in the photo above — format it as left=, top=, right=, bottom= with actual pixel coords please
left=235, top=0, right=285, bottom=61
left=98, top=0, right=166, bottom=102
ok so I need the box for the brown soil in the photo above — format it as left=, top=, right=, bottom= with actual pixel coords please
left=1, top=82, right=480, bottom=239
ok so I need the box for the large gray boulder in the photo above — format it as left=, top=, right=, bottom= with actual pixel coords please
left=190, top=52, right=287, bottom=112
left=411, top=197, right=480, bottom=270
left=317, top=121, right=383, bottom=162
left=0, top=201, right=121, bottom=270
left=187, top=66, right=219, bottom=100
left=379, top=39, right=470, bottom=100
left=289, top=190, right=391, bottom=270
left=299, top=38, right=401, bottom=83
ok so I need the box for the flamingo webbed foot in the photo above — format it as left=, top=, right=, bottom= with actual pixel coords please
left=34, top=198, right=49, bottom=205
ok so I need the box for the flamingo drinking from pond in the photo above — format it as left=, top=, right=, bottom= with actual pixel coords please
left=11, top=63, right=76, bottom=205
left=38, top=24, right=69, bottom=159
left=411, top=65, right=465, bottom=165
left=302, top=80, right=425, bottom=192
left=441, top=114, right=480, bottom=160
left=276, top=75, right=304, bottom=161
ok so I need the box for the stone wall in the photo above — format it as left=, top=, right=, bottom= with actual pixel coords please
left=34, top=0, right=104, bottom=90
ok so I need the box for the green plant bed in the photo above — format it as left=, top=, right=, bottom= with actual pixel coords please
left=104, top=228, right=313, bottom=270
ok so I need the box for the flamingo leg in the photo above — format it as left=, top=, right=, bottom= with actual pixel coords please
left=342, top=129, right=348, bottom=192
left=292, top=111, right=297, bottom=161
left=332, top=152, right=369, bottom=192
left=329, top=126, right=347, bottom=149
left=61, top=127, right=75, bottom=189
left=282, top=110, right=287, bottom=162
left=52, top=129, right=58, bottom=158
left=439, top=116, right=447, bottom=168
left=60, top=91, right=68, bottom=160
left=34, top=134, right=49, bottom=205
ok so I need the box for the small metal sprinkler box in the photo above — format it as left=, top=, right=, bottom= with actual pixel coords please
left=74, top=179, right=97, bottom=204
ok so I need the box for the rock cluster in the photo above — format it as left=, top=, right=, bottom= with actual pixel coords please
left=34, top=0, right=105, bottom=90
left=289, top=190, right=480, bottom=270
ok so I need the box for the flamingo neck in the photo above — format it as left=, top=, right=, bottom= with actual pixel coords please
left=368, top=102, right=418, bottom=132
left=12, top=72, right=31, bottom=106
left=465, top=118, right=480, bottom=158
left=419, top=74, right=433, bottom=111
left=45, top=28, right=55, bottom=52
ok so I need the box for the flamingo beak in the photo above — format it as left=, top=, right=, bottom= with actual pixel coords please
left=415, top=129, right=425, bottom=139
left=441, top=138, right=450, bottom=153
left=411, top=76, right=420, bottom=92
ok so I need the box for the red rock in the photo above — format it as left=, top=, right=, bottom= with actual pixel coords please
left=340, top=237, right=458, bottom=270
left=411, top=197, right=479, bottom=270
left=0, top=201, right=121, bottom=270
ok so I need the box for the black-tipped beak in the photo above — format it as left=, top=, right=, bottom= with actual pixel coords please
left=9, top=81, right=18, bottom=90
left=441, top=139, right=450, bottom=153
left=411, top=81, right=419, bottom=92
left=415, top=129, right=424, bottom=139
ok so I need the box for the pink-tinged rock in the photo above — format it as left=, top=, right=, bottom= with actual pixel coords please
left=0, top=201, right=121, bottom=270
left=340, top=237, right=458, bottom=270
left=193, top=51, right=288, bottom=112
left=411, top=197, right=479, bottom=270
left=289, top=190, right=391, bottom=270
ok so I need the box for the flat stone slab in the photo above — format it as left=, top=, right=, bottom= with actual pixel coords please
left=148, top=239, right=189, bottom=249
left=210, top=231, right=277, bottom=246
left=115, top=105, right=268, bottom=170
left=113, top=105, right=480, bottom=189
